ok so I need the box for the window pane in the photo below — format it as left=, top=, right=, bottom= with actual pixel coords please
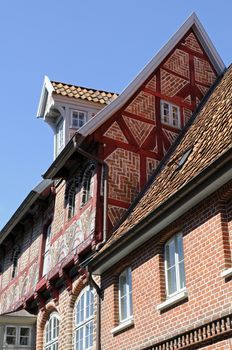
left=177, top=234, right=184, bottom=262
left=76, top=327, right=84, bottom=350
left=85, top=321, right=93, bottom=348
left=167, top=266, right=177, bottom=295
left=166, top=239, right=175, bottom=268
left=6, top=327, right=16, bottom=336
left=120, top=295, right=127, bottom=321
left=179, top=261, right=186, bottom=289
left=20, top=328, right=30, bottom=336
left=119, top=273, right=127, bottom=297
left=20, top=337, right=29, bottom=346
left=6, top=336, right=16, bottom=345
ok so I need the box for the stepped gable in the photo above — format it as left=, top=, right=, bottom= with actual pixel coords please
left=99, top=65, right=232, bottom=252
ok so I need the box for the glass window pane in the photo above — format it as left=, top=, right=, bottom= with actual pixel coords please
left=177, top=234, right=184, bottom=261
left=166, top=239, right=175, bottom=268
left=119, top=273, right=127, bottom=297
left=179, top=261, right=186, bottom=289
left=167, top=266, right=177, bottom=295
left=20, top=328, right=30, bottom=336
left=6, top=336, right=16, bottom=345
left=20, top=337, right=29, bottom=346
left=6, top=327, right=16, bottom=336
left=120, top=295, right=127, bottom=321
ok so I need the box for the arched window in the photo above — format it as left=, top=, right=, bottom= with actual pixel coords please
left=44, top=312, right=59, bottom=350
left=11, top=246, right=20, bottom=279
left=42, top=224, right=52, bottom=277
left=81, top=162, right=96, bottom=206
left=74, top=286, right=94, bottom=350
left=65, top=176, right=80, bottom=219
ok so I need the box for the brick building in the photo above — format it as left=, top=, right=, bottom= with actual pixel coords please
left=0, top=13, right=232, bottom=350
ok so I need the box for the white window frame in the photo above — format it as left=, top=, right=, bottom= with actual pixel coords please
left=44, top=312, right=59, bottom=350
left=4, top=325, right=32, bottom=347
left=164, top=233, right=186, bottom=298
left=160, top=100, right=180, bottom=128
left=42, top=224, right=52, bottom=276
left=119, top=267, right=133, bottom=323
left=71, top=110, right=87, bottom=129
left=56, top=118, right=64, bottom=152
left=74, top=286, right=94, bottom=350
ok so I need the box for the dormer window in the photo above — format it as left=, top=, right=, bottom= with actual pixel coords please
left=161, top=100, right=180, bottom=128
left=71, top=110, right=87, bottom=129
left=56, top=118, right=64, bottom=153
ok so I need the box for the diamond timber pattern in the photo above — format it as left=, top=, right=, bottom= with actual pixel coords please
left=125, top=91, right=156, bottom=121
left=163, top=49, right=190, bottom=78
left=123, top=116, right=154, bottom=146
left=104, top=122, right=128, bottom=143
left=145, top=75, right=156, bottom=91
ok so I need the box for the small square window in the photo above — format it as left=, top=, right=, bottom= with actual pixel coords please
left=71, top=111, right=87, bottom=129
left=161, top=100, right=180, bottom=128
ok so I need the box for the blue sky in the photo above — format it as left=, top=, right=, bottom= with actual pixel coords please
left=0, top=0, right=231, bottom=229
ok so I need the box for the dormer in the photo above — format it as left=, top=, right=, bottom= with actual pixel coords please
left=36, top=76, right=118, bottom=158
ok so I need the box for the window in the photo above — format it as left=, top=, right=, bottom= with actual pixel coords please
left=11, top=246, right=20, bottom=279
left=42, top=225, right=52, bottom=276
left=119, top=268, right=133, bottom=323
left=165, top=233, right=186, bottom=297
left=74, top=286, right=94, bottom=350
left=65, top=176, right=80, bottom=220
left=161, top=100, right=180, bottom=128
left=71, top=110, right=87, bottom=129
left=4, top=326, right=31, bottom=347
left=56, top=118, right=64, bottom=152
left=45, top=312, right=59, bottom=350
left=81, top=163, right=95, bottom=206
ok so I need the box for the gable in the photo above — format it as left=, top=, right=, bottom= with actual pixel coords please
left=93, top=26, right=221, bottom=227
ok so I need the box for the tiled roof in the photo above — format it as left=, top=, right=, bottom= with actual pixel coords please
left=51, top=81, right=118, bottom=105
left=100, top=65, right=232, bottom=253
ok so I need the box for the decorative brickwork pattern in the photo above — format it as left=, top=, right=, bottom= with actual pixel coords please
left=182, top=32, right=203, bottom=54
left=161, top=69, right=189, bottom=97
left=146, top=158, right=160, bottom=180
left=194, top=57, right=216, bottom=85
left=146, top=75, right=156, bottom=91
left=163, top=128, right=179, bottom=148
left=125, top=91, right=156, bottom=121
left=123, top=115, right=154, bottom=146
left=144, top=314, right=232, bottom=350
left=106, top=148, right=140, bottom=203
left=163, top=49, right=190, bottom=79
left=197, top=83, right=209, bottom=96
left=108, top=205, right=127, bottom=226
left=104, top=121, right=128, bottom=143
left=184, top=95, right=192, bottom=104
left=183, top=108, right=192, bottom=124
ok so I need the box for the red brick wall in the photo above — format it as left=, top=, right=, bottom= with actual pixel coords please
left=94, top=29, right=218, bottom=227
left=100, top=186, right=232, bottom=349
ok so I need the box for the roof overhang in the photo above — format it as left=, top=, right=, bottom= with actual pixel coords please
left=0, top=179, right=53, bottom=245
left=0, top=310, right=37, bottom=325
left=90, top=148, right=232, bottom=274
left=36, top=75, right=55, bottom=119
left=77, top=13, right=225, bottom=138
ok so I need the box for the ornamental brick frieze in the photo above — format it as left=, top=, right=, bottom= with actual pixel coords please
left=143, top=314, right=232, bottom=350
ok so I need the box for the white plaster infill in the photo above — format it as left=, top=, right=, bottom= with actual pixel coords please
left=157, top=289, right=188, bottom=312
left=220, top=267, right=232, bottom=279
left=111, top=318, right=134, bottom=335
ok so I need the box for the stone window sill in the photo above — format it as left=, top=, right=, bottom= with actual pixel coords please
left=157, top=289, right=188, bottom=311
left=221, top=267, right=232, bottom=278
left=111, top=318, right=134, bottom=335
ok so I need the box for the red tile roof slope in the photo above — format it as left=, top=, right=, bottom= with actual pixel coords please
left=100, top=65, right=232, bottom=253
left=51, top=81, right=118, bottom=105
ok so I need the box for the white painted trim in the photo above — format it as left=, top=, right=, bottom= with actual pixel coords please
left=111, top=318, right=134, bottom=335
left=157, top=289, right=188, bottom=311
left=220, top=267, right=232, bottom=278
left=36, top=76, right=54, bottom=118
left=78, top=13, right=225, bottom=138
